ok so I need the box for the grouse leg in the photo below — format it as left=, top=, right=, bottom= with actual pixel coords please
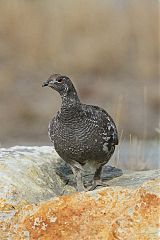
left=88, top=165, right=109, bottom=191
left=69, top=161, right=85, bottom=192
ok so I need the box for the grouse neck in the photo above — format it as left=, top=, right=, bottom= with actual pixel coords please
left=61, top=90, right=81, bottom=111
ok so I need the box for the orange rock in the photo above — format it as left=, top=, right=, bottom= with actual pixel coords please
left=13, top=178, right=159, bottom=240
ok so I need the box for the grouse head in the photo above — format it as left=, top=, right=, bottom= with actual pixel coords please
left=42, top=74, right=77, bottom=97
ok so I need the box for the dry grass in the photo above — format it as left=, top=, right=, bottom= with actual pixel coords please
left=111, top=138, right=159, bottom=170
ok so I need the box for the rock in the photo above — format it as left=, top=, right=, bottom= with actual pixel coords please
left=0, top=146, right=75, bottom=205
left=0, top=146, right=159, bottom=239
left=2, top=179, right=160, bottom=240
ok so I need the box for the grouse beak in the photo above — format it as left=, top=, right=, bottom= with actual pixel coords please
left=42, top=81, right=49, bottom=87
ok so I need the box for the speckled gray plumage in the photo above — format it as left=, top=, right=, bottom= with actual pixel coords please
left=42, top=74, right=118, bottom=191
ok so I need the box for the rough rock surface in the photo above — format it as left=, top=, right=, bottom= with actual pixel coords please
left=0, top=146, right=159, bottom=239
left=0, top=146, right=75, bottom=204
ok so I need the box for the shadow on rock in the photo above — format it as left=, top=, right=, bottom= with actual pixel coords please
left=55, top=163, right=123, bottom=189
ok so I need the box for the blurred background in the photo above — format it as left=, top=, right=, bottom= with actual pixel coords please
left=0, top=0, right=159, bottom=151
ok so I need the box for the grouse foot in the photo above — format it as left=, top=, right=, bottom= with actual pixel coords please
left=85, top=165, right=109, bottom=190
left=87, top=179, right=109, bottom=191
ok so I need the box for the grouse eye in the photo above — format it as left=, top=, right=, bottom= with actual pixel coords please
left=57, top=78, right=63, bottom=83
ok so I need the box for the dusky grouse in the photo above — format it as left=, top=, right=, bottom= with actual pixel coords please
left=42, top=74, right=118, bottom=191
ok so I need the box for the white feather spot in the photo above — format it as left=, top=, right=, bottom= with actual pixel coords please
left=108, top=125, right=111, bottom=131
left=103, top=142, right=108, bottom=153
left=102, top=132, right=107, bottom=135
